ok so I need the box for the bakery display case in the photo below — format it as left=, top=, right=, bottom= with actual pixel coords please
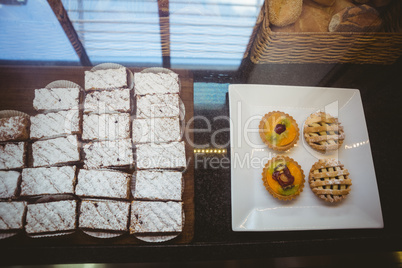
left=0, top=0, right=401, bottom=265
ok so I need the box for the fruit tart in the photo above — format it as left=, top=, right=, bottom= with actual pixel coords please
left=304, top=112, right=345, bottom=153
left=259, top=111, right=299, bottom=151
left=309, top=159, right=352, bottom=203
left=262, top=156, right=305, bottom=201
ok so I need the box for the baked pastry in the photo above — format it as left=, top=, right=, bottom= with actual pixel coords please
left=0, top=142, right=26, bottom=170
left=303, top=112, right=345, bottom=153
left=134, top=72, right=180, bottom=95
left=329, top=5, right=381, bottom=32
left=33, top=88, right=80, bottom=112
left=136, top=94, right=181, bottom=119
left=82, top=139, right=134, bottom=169
left=32, top=135, right=80, bottom=167
left=84, top=88, right=130, bottom=113
left=268, top=0, right=303, bottom=27
left=259, top=111, right=299, bottom=151
left=132, top=117, right=181, bottom=144
left=0, top=171, right=20, bottom=199
left=85, top=67, right=128, bottom=91
left=262, top=156, right=305, bottom=201
left=0, top=115, right=30, bottom=142
left=76, top=169, right=131, bottom=199
left=309, top=159, right=352, bottom=203
left=0, top=201, right=26, bottom=231
left=82, top=113, right=130, bottom=141
left=136, top=141, right=186, bottom=170
left=79, top=200, right=130, bottom=232
left=25, top=200, right=77, bottom=235
left=133, top=170, right=182, bottom=201
left=30, top=110, right=80, bottom=140
left=295, top=1, right=332, bottom=32
left=21, top=166, right=76, bottom=196
left=130, top=201, right=183, bottom=234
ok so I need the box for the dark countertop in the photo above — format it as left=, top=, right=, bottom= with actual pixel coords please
left=1, top=58, right=402, bottom=264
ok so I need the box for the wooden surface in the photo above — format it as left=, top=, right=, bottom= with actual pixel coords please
left=0, top=66, right=194, bottom=245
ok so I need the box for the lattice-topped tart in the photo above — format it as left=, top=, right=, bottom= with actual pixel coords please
left=259, top=111, right=299, bottom=152
left=309, top=159, right=352, bottom=203
left=262, top=156, right=305, bottom=201
left=304, top=112, right=345, bottom=153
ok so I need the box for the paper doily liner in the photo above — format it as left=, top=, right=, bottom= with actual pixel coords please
left=0, top=232, right=18, bottom=240
left=27, top=230, right=75, bottom=239
left=91, top=63, right=134, bottom=90
left=45, top=80, right=83, bottom=91
left=0, top=110, right=30, bottom=120
left=82, top=230, right=125, bottom=239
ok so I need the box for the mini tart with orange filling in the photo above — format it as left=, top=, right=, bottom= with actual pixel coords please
left=259, top=111, right=299, bottom=151
left=262, top=156, right=305, bottom=201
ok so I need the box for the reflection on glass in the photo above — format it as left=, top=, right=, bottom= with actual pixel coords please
left=0, top=0, right=79, bottom=63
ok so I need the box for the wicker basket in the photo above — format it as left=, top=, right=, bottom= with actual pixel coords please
left=248, top=0, right=402, bottom=64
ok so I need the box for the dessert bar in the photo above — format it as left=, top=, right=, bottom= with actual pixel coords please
left=130, top=201, right=182, bottom=233
left=84, top=88, right=130, bottom=113
left=0, top=142, right=26, bottom=170
left=25, top=200, right=77, bottom=235
left=133, top=170, right=182, bottom=201
left=83, top=139, right=133, bottom=169
left=0, top=170, right=20, bottom=199
left=33, top=88, right=80, bottom=112
left=32, top=135, right=80, bottom=167
left=134, top=72, right=179, bottom=95
left=136, top=141, right=186, bottom=169
left=30, top=110, right=80, bottom=140
left=0, top=201, right=26, bottom=231
left=0, top=115, right=30, bottom=142
left=21, top=166, right=76, bottom=196
left=136, top=94, right=181, bottom=119
left=82, top=113, right=130, bottom=141
left=132, top=117, right=181, bottom=144
left=79, top=199, right=130, bottom=231
left=76, top=169, right=130, bottom=199
left=85, top=67, right=128, bottom=91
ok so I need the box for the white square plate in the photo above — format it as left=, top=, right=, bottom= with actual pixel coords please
left=229, top=84, right=383, bottom=231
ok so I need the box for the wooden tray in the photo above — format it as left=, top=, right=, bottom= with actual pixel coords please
left=0, top=66, right=194, bottom=245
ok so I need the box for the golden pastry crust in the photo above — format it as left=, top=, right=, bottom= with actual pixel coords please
left=309, top=159, right=352, bottom=203
left=259, top=111, right=299, bottom=152
left=262, top=156, right=305, bottom=201
left=304, top=112, right=345, bottom=153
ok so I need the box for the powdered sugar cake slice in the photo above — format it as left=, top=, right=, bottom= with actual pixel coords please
left=136, top=94, right=181, bottom=118
left=133, top=170, right=182, bottom=201
left=132, top=117, right=181, bottom=144
left=130, top=201, right=182, bottom=233
left=84, top=88, right=130, bottom=113
left=0, top=201, right=26, bottom=230
left=30, top=110, right=80, bottom=140
left=85, top=67, right=128, bottom=91
left=136, top=141, right=186, bottom=169
left=32, top=135, right=79, bottom=167
left=21, top=166, right=76, bottom=196
left=25, top=200, right=77, bottom=234
left=79, top=200, right=130, bottom=231
left=83, top=139, right=133, bottom=169
left=134, top=72, right=179, bottom=95
left=76, top=169, right=130, bottom=199
left=0, top=142, right=26, bottom=170
left=0, top=115, right=30, bottom=142
left=82, top=113, right=130, bottom=141
left=0, top=171, right=20, bottom=199
left=33, top=88, right=79, bottom=111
